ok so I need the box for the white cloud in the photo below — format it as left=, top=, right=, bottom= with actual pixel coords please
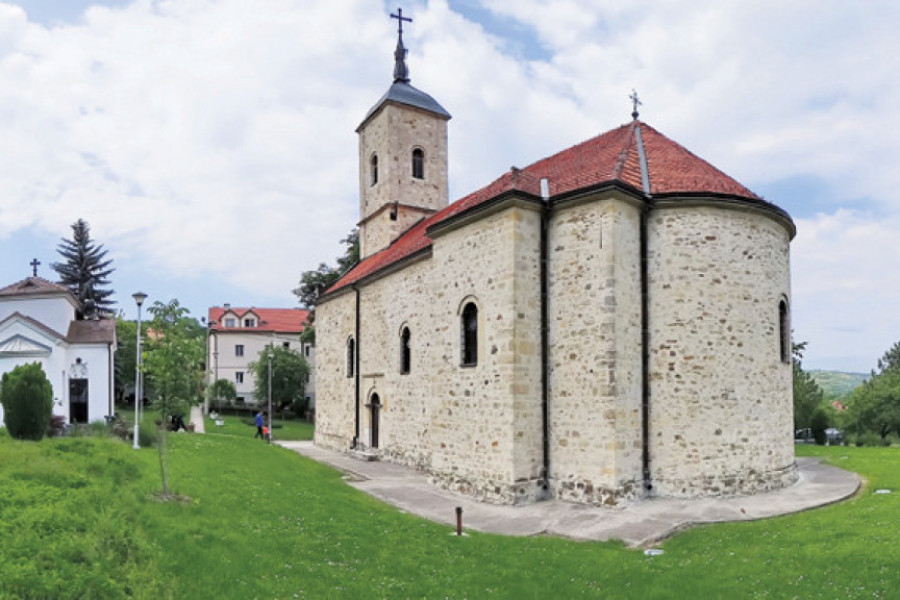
left=0, top=0, right=896, bottom=369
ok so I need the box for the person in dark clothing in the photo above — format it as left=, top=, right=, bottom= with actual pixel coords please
left=254, top=411, right=264, bottom=439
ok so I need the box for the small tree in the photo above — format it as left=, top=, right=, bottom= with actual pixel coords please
left=249, top=345, right=310, bottom=418
left=846, top=370, right=900, bottom=444
left=1, top=363, right=53, bottom=440
left=792, top=341, right=824, bottom=431
left=207, top=379, right=236, bottom=412
left=51, top=219, right=115, bottom=319
left=293, top=229, right=359, bottom=346
left=142, top=299, right=205, bottom=498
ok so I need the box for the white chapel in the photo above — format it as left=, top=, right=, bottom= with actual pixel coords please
left=0, top=273, right=116, bottom=426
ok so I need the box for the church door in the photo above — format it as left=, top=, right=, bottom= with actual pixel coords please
left=370, top=393, right=381, bottom=449
left=69, top=379, right=89, bottom=424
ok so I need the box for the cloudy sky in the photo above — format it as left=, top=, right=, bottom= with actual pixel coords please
left=0, top=0, right=896, bottom=372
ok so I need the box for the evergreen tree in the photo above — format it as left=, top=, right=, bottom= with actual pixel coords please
left=51, top=219, right=115, bottom=319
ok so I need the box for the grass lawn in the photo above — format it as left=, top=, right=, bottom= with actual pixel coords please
left=0, top=434, right=895, bottom=598
left=205, top=412, right=314, bottom=441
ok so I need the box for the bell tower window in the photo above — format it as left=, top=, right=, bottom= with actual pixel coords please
left=370, top=154, right=378, bottom=186
left=412, top=148, right=424, bottom=179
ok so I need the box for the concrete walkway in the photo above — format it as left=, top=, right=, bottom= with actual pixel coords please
left=276, top=440, right=860, bottom=547
left=189, top=405, right=205, bottom=433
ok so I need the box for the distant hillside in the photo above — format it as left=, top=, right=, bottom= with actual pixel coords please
left=809, top=370, right=868, bottom=399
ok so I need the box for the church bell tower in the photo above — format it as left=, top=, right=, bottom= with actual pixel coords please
left=356, top=9, right=451, bottom=259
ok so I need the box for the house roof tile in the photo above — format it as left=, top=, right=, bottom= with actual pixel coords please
left=208, top=307, right=309, bottom=334
left=0, top=276, right=74, bottom=299
left=67, top=318, right=116, bottom=344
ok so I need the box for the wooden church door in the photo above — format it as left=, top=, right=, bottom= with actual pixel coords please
left=370, top=393, right=381, bottom=448
left=69, top=378, right=89, bottom=424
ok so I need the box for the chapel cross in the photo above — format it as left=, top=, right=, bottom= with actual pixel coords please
left=30, top=258, right=40, bottom=277
left=630, top=89, right=642, bottom=120
left=391, top=7, right=412, bottom=36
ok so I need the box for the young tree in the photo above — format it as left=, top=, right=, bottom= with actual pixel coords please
left=0, top=363, right=53, bottom=440
left=249, top=345, right=310, bottom=418
left=142, top=299, right=205, bottom=498
left=51, top=219, right=115, bottom=319
left=792, top=341, right=824, bottom=431
left=207, top=378, right=237, bottom=412
left=294, top=229, right=358, bottom=345
left=846, top=371, right=900, bottom=444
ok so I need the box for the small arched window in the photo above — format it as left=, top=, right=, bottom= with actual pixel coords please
left=370, top=154, right=378, bottom=186
left=412, top=148, right=424, bottom=179
left=347, top=337, right=356, bottom=378
left=400, top=327, right=411, bottom=374
left=461, top=302, right=478, bottom=367
left=779, top=299, right=790, bottom=364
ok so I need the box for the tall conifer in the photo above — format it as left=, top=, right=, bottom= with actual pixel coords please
left=51, top=219, right=115, bottom=319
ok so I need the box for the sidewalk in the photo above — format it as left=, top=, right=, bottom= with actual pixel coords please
left=276, top=440, right=860, bottom=547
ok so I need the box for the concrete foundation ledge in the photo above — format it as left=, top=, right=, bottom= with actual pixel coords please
left=277, top=442, right=860, bottom=548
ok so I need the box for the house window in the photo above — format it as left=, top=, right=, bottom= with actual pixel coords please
left=779, top=299, right=790, bottom=364
left=370, top=154, right=378, bottom=186
left=305, top=345, right=311, bottom=357
left=412, top=148, right=424, bottom=179
left=347, top=337, right=355, bottom=378
left=224, top=318, right=236, bottom=327
left=244, top=318, right=256, bottom=327
left=283, top=342, right=290, bottom=349
left=461, top=302, right=478, bottom=367
left=235, top=372, right=244, bottom=384
left=235, top=344, right=244, bottom=357
left=400, top=326, right=411, bottom=374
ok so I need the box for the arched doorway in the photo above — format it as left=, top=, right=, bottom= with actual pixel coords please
left=369, top=393, right=381, bottom=449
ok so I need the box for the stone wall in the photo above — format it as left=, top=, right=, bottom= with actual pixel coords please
left=316, top=202, right=545, bottom=504
left=646, top=203, right=796, bottom=497
left=547, top=193, right=645, bottom=505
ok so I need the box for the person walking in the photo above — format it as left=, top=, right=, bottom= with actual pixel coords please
left=254, top=410, right=264, bottom=439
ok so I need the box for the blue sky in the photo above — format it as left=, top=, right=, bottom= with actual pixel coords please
left=0, top=0, right=898, bottom=372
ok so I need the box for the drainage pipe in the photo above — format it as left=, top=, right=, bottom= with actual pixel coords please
left=353, top=284, right=361, bottom=448
left=539, top=179, right=551, bottom=494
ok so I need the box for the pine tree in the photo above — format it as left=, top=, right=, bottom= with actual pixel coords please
left=51, top=219, right=115, bottom=319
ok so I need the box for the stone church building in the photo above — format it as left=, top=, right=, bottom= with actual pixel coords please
left=314, top=23, right=797, bottom=506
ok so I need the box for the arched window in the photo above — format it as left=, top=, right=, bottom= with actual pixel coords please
left=370, top=154, right=378, bottom=186
left=400, top=326, right=411, bottom=374
left=347, top=337, right=356, bottom=378
left=412, top=148, right=424, bottom=179
left=461, top=302, right=478, bottom=367
left=779, top=300, right=790, bottom=364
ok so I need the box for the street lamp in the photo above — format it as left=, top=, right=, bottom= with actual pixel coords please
left=267, top=345, right=273, bottom=444
left=132, top=292, right=147, bottom=450
left=204, top=318, right=217, bottom=416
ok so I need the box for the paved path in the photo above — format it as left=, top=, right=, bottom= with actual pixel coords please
left=189, top=405, right=205, bottom=433
left=276, top=440, right=860, bottom=547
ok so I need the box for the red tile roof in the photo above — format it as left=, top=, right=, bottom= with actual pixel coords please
left=208, top=307, right=309, bottom=334
left=67, top=318, right=116, bottom=344
left=327, top=120, right=770, bottom=295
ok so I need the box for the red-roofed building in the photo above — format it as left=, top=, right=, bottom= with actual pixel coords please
left=207, top=304, right=314, bottom=408
left=314, top=22, right=797, bottom=507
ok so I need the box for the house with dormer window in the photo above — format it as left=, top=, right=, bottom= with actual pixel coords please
left=0, top=275, right=116, bottom=426
left=207, top=304, right=314, bottom=408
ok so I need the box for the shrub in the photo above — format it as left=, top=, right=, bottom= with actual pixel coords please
left=854, top=432, right=887, bottom=447
left=810, top=408, right=830, bottom=445
left=0, top=363, right=53, bottom=440
left=47, top=414, right=68, bottom=437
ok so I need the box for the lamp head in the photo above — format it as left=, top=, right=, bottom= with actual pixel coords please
left=132, top=291, right=148, bottom=307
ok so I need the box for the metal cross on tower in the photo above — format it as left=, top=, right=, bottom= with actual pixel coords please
left=29, top=258, right=40, bottom=277
left=391, top=7, right=412, bottom=36
left=630, top=89, right=642, bottom=120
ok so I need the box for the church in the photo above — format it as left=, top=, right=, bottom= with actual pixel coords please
left=314, top=16, right=797, bottom=506
left=0, top=272, right=116, bottom=427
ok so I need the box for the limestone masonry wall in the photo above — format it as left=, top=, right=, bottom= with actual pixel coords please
left=647, top=204, right=796, bottom=497
left=547, top=194, right=644, bottom=505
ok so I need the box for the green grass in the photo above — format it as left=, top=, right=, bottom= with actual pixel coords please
left=0, top=436, right=895, bottom=598
left=205, top=412, right=314, bottom=441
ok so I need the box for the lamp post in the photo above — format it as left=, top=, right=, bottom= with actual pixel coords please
left=132, top=292, right=147, bottom=449
left=267, top=345, right=273, bottom=444
left=204, top=319, right=217, bottom=416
